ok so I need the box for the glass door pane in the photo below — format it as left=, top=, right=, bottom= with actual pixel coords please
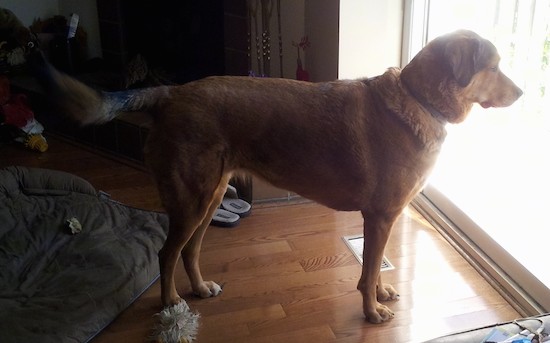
left=419, top=0, right=550, bottom=310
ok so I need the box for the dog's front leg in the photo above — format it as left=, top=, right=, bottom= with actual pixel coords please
left=358, top=210, right=400, bottom=323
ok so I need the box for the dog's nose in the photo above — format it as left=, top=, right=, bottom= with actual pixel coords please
left=516, top=87, right=523, bottom=98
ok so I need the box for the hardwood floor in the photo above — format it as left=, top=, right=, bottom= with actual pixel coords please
left=0, top=136, right=520, bottom=342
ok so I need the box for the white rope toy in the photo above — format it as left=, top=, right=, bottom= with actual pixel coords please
left=151, top=301, right=200, bottom=343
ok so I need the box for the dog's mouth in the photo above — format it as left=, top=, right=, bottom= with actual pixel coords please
left=480, top=101, right=493, bottom=108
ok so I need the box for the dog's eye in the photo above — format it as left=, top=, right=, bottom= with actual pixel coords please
left=489, top=66, right=498, bottom=72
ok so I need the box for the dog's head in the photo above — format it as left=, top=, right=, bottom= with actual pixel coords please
left=401, top=30, right=522, bottom=123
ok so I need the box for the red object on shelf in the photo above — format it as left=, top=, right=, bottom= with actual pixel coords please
left=296, top=59, right=309, bottom=81
left=293, top=36, right=311, bottom=81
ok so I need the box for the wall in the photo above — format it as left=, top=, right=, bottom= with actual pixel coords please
left=3, top=0, right=305, bottom=79
left=230, top=0, right=337, bottom=82
left=304, top=0, right=339, bottom=82
left=1, top=0, right=58, bottom=26
left=2, top=0, right=102, bottom=59
left=2, top=0, right=401, bottom=82
left=248, top=0, right=305, bottom=79
left=279, top=0, right=305, bottom=79
left=339, top=0, right=404, bottom=79
left=58, top=0, right=101, bottom=59
left=251, top=0, right=339, bottom=82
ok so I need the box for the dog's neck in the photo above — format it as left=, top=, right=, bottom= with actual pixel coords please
left=400, top=76, right=446, bottom=123
left=365, top=68, right=447, bottom=152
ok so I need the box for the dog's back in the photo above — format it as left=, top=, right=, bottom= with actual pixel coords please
left=144, top=73, right=440, bottom=213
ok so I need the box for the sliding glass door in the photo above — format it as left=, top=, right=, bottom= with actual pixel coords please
left=408, top=0, right=550, bottom=313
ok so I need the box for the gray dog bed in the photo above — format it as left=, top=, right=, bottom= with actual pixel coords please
left=0, top=166, right=168, bottom=343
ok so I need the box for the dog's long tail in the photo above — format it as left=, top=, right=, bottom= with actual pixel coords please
left=28, top=50, right=168, bottom=126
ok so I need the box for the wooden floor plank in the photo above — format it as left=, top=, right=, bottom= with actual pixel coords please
left=0, top=136, right=521, bottom=342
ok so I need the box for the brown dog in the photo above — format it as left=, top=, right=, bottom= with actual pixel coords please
left=30, top=30, right=522, bottom=324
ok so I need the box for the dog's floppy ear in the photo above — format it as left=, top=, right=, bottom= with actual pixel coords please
left=444, top=36, right=482, bottom=87
left=473, top=39, right=497, bottom=71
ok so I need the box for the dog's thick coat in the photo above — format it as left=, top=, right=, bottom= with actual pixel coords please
left=31, top=30, right=522, bottom=323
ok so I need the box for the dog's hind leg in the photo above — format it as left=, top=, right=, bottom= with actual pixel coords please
left=155, top=162, right=230, bottom=307
left=181, top=174, right=231, bottom=298
left=358, top=210, right=401, bottom=323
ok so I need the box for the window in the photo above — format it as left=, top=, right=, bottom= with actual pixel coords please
left=408, top=0, right=550, bottom=314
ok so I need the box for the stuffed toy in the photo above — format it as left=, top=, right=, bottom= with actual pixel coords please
left=0, top=74, right=48, bottom=152
left=0, top=7, right=37, bottom=74
left=0, top=8, right=47, bottom=152
left=151, top=302, right=200, bottom=343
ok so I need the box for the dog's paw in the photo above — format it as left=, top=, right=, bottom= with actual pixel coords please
left=194, top=281, right=223, bottom=298
left=377, top=283, right=399, bottom=301
left=365, top=303, right=395, bottom=324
